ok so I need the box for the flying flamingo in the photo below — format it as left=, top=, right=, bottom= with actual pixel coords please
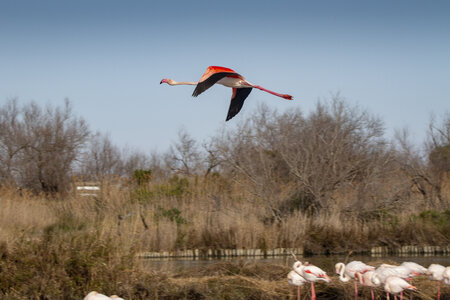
left=293, top=261, right=331, bottom=300
left=384, top=276, right=417, bottom=300
left=160, top=66, right=293, bottom=121
left=428, top=264, right=447, bottom=300
left=288, top=270, right=307, bottom=300
left=335, top=261, right=375, bottom=300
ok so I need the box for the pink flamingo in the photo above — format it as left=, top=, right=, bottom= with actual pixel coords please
left=288, top=270, right=307, bottom=300
left=356, top=270, right=376, bottom=300
left=443, top=266, right=450, bottom=285
left=293, top=261, right=331, bottom=300
left=384, top=276, right=417, bottom=300
left=428, top=264, right=447, bottom=300
left=372, top=265, right=413, bottom=300
left=400, top=262, right=427, bottom=300
left=160, top=66, right=293, bottom=121
left=335, top=261, right=375, bottom=299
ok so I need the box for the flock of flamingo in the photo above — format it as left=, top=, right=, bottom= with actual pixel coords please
left=288, top=257, right=450, bottom=300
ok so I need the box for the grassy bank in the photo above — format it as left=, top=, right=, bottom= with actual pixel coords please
left=0, top=176, right=449, bottom=299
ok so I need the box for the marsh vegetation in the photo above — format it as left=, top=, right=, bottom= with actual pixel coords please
left=0, top=96, right=448, bottom=298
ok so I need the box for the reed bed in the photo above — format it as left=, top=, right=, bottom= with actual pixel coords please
left=0, top=176, right=448, bottom=299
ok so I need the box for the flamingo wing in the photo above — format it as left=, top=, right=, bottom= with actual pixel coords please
left=226, top=88, right=252, bottom=121
left=193, top=72, right=239, bottom=97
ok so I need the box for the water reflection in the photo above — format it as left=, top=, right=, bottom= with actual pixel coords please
left=143, top=254, right=450, bottom=274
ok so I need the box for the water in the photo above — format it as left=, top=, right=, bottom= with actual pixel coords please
left=142, top=254, right=450, bottom=274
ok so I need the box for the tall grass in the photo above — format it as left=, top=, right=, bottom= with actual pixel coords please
left=0, top=175, right=448, bottom=298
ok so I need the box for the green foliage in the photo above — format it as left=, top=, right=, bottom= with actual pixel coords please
left=43, top=213, right=86, bottom=238
left=133, top=169, right=152, bottom=185
left=412, top=210, right=450, bottom=237
left=165, top=175, right=189, bottom=197
left=155, top=206, right=187, bottom=226
left=130, top=187, right=153, bottom=205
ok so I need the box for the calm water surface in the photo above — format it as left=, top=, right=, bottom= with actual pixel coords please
left=143, top=254, right=450, bottom=274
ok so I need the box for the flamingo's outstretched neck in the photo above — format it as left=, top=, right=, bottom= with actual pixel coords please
left=160, top=79, right=198, bottom=86
left=252, top=85, right=293, bottom=100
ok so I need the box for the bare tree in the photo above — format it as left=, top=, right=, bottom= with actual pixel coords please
left=394, top=113, right=450, bottom=209
left=0, top=99, right=89, bottom=194
left=165, top=129, right=202, bottom=176
left=79, top=132, right=122, bottom=180
left=211, top=97, right=389, bottom=217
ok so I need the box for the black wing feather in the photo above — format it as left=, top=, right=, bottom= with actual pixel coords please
left=192, top=72, right=239, bottom=97
left=226, top=88, right=252, bottom=121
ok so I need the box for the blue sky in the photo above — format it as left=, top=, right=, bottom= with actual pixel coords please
left=1, top=0, right=449, bottom=152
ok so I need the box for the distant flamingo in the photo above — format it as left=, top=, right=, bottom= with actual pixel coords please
left=293, top=261, right=331, bottom=300
left=160, top=66, right=293, bottom=121
left=400, top=262, right=427, bottom=300
left=288, top=270, right=307, bottom=300
left=428, top=264, right=447, bottom=300
left=374, top=264, right=418, bottom=299
left=443, top=266, right=450, bottom=285
left=335, top=261, right=375, bottom=300
left=356, top=271, right=376, bottom=300
left=400, top=262, right=428, bottom=276
left=83, top=291, right=111, bottom=300
left=384, top=276, right=417, bottom=300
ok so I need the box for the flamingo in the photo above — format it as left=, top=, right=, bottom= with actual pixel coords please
left=400, top=262, right=427, bottom=300
left=288, top=270, right=307, bottom=300
left=428, top=264, right=447, bottom=300
left=160, top=66, right=293, bottom=121
left=400, top=262, right=427, bottom=276
left=83, top=291, right=111, bottom=300
left=372, top=265, right=413, bottom=300
left=384, top=276, right=417, bottom=300
left=443, top=266, right=450, bottom=285
left=335, top=261, right=375, bottom=299
left=293, top=261, right=331, bottom=300
left=356, top=271, right=376, bottom=300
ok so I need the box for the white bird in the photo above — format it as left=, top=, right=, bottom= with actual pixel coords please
left=400, top=262, right=428, bottom=276
left=428, top=264, right=447, bottom=300
left=399, top=261, right=427, bottom=300
left=356, top=271, right=376, bottom=300
left=335, top=261, right=375, bottom=299
left=384, top=276, right=417, bottom=300
left=294, top=261, right=331, bottom=300
left=372, top=264, right=413, bottom=300
left=84, top=291, right=111, bottom=300
left=288, top=270, right=307, bottom=300
left=372, top=265, right=412, bottom=285
left=443, top=266, right=450, bottom=285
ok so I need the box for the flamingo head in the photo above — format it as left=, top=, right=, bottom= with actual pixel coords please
left=335, top=262, right=344, bottom=275
left=160, top=78, right=170, bottom=84
left=407, top=285, right=417, bottom=291
left=292, top=261, right=302, bottom=270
